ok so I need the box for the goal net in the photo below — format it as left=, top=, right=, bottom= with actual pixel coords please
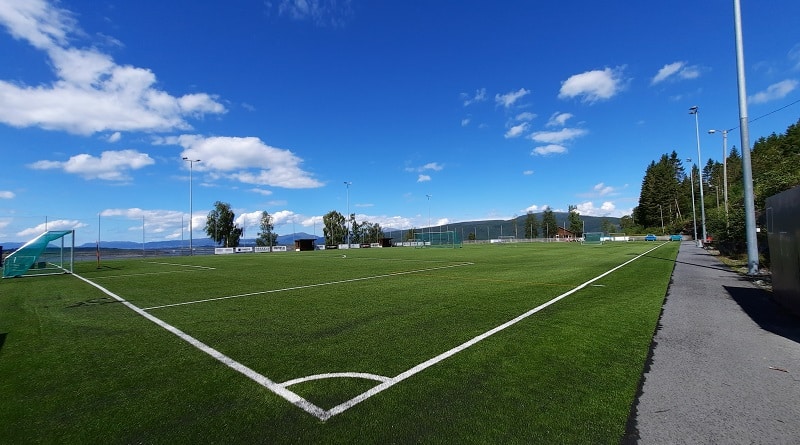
left=581, top=232, right=604, bottom=245
left=608, top=232, right=630, bottom=242
left=3, top=230, right=74, bottom=278
left=413, top=230, right=462, bottom=248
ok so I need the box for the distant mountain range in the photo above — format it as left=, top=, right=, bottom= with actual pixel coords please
left=0, top=214, right=620, bottom=250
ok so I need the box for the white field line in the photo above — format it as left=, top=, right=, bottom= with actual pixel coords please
left=71, top=243, right=665, bottom=422
left=93, top=270, right=208, bottom=280
left=320, top=242, right=667, bottom=420
left=141, top=262, right=474, bottom=311
left=146, top=262, right=217, bottom=270
left=281, top=372, right=391, bottom=387
left=71, top=273, right=328, bottom=419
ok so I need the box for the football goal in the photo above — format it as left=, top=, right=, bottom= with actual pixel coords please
left=609, top=232, right=630, bottom=242
left=581, top=232, right=604, bottom=246
left=413, top=230, right=462, bottom=248
left=3, top=230, right=74, bottom=278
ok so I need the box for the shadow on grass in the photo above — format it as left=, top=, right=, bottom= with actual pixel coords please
left=724, top=285, right=800, bottom=344
left=0, top=332, right=5, bottom=353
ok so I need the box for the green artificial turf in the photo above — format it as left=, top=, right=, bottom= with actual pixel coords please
left=0, top=241, right=678, bottom=444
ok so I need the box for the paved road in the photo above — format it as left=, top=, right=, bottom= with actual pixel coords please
left=626, top=241, right=800, bottom=444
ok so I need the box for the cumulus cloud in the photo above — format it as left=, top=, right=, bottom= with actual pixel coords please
left=0, top=0, right=226, bottom=135
left=169, top=135, right=322, bottom=189
left=575, top=201, right=617, bottom=217
left=17, top=219, right=87, bottom=237
left=530, top=127, right=587, bottom=144
left=406, top=162, right=443, bottom=173
left=559, top=67, right=625, bottom=103
left=107, top=132, right=122, bottom=143
left=593, top=182, right=615, bottom=196
left=461, top=88, right=487, bottom=106
left=515, top=112, right=536, bottom=122
left=546, top=112, right=573, bottom=127
left=504, top=122, right=528, bottom=139
left=748, top=79, right=799, bottom=104
left=28, top=149, right=154, bottom=180
left=531, top=144, right=567, bottom=156
left=495, top=88, right=530, bottom=108
left=651, top=61, right=701, bottom=85
left=0, top=190, right=15, bottom=199
left=417, top=174, right=431, bottom=182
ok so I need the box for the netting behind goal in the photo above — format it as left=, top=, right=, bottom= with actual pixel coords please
left=413, top=231, right=462, bottom=248
left=582, top=232, right=604, bottom=245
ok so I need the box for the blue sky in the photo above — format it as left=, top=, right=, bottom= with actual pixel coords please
left=1, top=0, right=799, bottom=245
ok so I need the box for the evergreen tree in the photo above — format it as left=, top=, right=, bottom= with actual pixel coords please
left=524, top=211, right=539, bottom=238
left=567, top=205, right=583, bottom=235
left=541, top=207, right=557, bottom=238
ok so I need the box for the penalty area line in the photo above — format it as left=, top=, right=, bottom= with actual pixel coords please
left=321, top=242, right=668, bottom=420
left=70, top=272, right=329, bottom=420
left=142, top=261, right=474, bottom=311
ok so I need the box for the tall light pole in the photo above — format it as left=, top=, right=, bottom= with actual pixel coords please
left=426, top=194, right=432, bottom=239
left=708, top=129, right=729, bottom=221
left=183, top=157, right=201, bottom=255
left=658, top=204, right=664, bottom=234
left=733, top=0, right=759, bottom=274
left=689, top=106, right=707, bottom=244
left=344, top=181, right=352, bottom=245
left=687, top=158, right=698, bottom=243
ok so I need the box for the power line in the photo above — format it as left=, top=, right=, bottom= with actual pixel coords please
left=726, top=97, right=800, bottom=132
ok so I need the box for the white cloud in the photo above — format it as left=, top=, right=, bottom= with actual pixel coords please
left=522, top=170, right=534, bottom=176
left=0, top=190, right=15, bottom=199
left=523, top=204, right=542, bottom=213
left=461, top=88, right=487, bottom=106
left=515, top=112, right=536, bottom=122
left=250, top=188, right=274, bottom=196
left=461, top=118, right=471, bottom=127
left=559, top=67, right=625, bottom=103
left=406, top=162, right=443, bottom=173
left=273, top=0, right=354, bottom=27
left=108, top=132, right=122, bottom=143
left=531, top=144, right=567, bottom=156
left=417, top=174, right=431, bottom=182
left=748, top=79, right=799, bottom=104
left=0, top=0, right=226, bottom=135
left=17, top=219, right=87, bottom=237
left=575, top=201, right=617, bottom=217
left=504, top=122, right=528, bottom=139
left=530, top=127, right=587, bottom=144
left=650, top=61, right=701, bottom=85
left=790, top=43, right=800, bottom=70
left=495, top=88, right=530, bottom=108
left=593, top=182, right=614, bottom=196
left=170, top=135, right=322, bottom=189
left=28, top=149, right=154, bottom=181
left=546, top=112, right=573, bottom=127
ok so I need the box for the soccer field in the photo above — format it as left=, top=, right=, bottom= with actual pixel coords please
left=0, top=241, right=679, bottom=444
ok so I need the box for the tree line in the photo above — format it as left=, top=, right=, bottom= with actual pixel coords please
left=633, top=117, right=800, bottom=256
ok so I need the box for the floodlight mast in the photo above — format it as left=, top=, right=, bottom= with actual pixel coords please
left=687, top=158, right=698, bottom=243
left=183, top=157, right=201, bottom=255
left=708, top=129, right=729, bottom=222
left=426, top=194, right=432, bottom=238
left=344, top=181, right=352, bottom=245
left=689, top=106, right=707, bottom=246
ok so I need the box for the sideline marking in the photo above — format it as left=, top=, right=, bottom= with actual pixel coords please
left=142, top=262, right=474, bottom=311
left=72, top=243, right=666, bottom=421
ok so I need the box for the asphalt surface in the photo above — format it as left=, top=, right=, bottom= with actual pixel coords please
left=625, top=241, right=800, bottom=444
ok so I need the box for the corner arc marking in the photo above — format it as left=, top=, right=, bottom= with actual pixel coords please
left=281, top=372, right=391, bottom=388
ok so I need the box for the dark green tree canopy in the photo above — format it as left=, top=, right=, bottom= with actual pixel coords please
left=256, top=211, right=277, bottom=249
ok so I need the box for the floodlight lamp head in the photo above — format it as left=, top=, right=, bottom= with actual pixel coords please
left=689, top=106, right=698, bottom=114
left=708, top=129, right=716, bottom=134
